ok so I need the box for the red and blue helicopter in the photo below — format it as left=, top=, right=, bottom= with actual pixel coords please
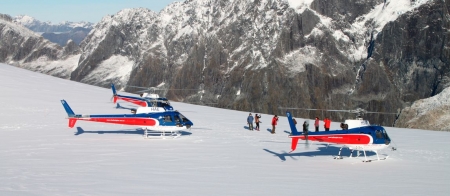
left=111, top=84, right=173, bottom=111
left=61, top=98, right=193, bottom=138
left=285, top=110, right=395, bottom=162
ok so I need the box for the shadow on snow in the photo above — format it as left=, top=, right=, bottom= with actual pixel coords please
left=75, top=127, right=192, bottom=136
left=263, top=144, right=375, bottom=161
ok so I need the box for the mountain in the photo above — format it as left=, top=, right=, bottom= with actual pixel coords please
left=13, top=15, right=94, bottom=46
left=41, top=27, right=92, bottom=46
left=0, top=14, right=80, bottom=78
left=1, top=0, right=449, bottom=130
left=13, top=15, right=94, bottom=32
left=1, top=63, right=450, bottom=195
left=395, top=87, right=450, bottom=131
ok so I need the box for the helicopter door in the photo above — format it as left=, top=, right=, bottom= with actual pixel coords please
left=163, top=115, right=173, bottom=123
left=174, top=115, right=182, bottom=127
left=374, top=129, right=391, bottom=145
left=382, top=129, right=391, bottom=144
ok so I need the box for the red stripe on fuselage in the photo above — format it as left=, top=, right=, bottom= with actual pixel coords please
left=75, top=117, right=156, bottom=126
left=291, top=134, right=372, bottom=145
left=117, top=97, right=147, bottom=107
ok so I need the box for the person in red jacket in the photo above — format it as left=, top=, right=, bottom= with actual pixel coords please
left=314, top=117, right=320, bottom=132
left=271, top=115, right=278, bottom=134
left=324, top=117, right=331, bottom=131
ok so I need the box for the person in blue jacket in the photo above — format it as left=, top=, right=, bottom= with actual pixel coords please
left=247, top=113, right=254, bottom=130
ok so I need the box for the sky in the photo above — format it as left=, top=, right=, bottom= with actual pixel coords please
left=0, top=0, right=181, bottom=23
left=1, top=63, right=450, bottom=195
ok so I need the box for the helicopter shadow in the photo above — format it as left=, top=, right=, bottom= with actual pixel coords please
left=263, top=144, right=375, bottom=161
left=75, top=127, right=192, bottom=136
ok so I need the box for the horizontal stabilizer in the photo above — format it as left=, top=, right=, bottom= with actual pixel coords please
left=116, top=103, right=137, bottom=113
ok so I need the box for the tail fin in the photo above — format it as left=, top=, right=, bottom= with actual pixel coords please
left=61, top=100, right=75, bottom=117
left=61, top=100, right=77, bottom=128
left=111, top=84, right=118, bottom=103
left=111, top=84, right=117, bottom=95
left=286, top=111, right=300, bottom=152
left=286, top=111, right=299, bottom=135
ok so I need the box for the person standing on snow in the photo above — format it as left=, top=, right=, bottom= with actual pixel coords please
left=314, top=117, right=320, bottom=132
left=324, top=117, right=331, bottom=131
left=255, top=114, right=261, bottom=131
left=247, top=113, right=254, bottom=130
left=271, top=115, right=278, bottom=134
left=303, top=120, right=309, bottom=134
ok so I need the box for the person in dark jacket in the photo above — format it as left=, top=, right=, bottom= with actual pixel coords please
left=303, top=120, right=309, bottom=132
left=255, top=114, right=261, bottom=131
left=340, top=123, right=349, bottom=130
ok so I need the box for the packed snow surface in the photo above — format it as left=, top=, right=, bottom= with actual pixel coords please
left=0, top=63, right=449, bottom=195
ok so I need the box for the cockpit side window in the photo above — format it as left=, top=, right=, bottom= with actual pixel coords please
left=174, top=115, right=181, bottom=123
left=163, top=115, right=173, bottom=122
left=179, top=114, right=189, bottom=122
left=375, top=130, right=384, bottom=139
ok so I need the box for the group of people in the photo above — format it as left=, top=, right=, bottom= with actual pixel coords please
left=297, top=116, right=331, bottom=132
left=247, top=113, right=334, bottom=134
left=247, top=113, right=262, bottom=131
left=246, top=113, right=279, bottom=134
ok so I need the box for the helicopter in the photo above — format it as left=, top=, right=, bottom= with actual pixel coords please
left=111, top=84, right=173, bottom=111
left=114, top=84, right=217, bottom=108
left=61, top=100, right=193, bottom=138
left=282, top=108, right=397, bottom=162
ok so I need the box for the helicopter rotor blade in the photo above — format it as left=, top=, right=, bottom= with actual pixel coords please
left=126, top=85, right=153, bottom=89
left=278, top=107, right=397, bottom=115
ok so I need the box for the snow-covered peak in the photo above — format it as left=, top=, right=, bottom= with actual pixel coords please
left=13, top=15, right=38, bottom=26
left=352, top=0, right=432, bottom=35
left=13, top=15, right=95, bottom=32
left=1, top=15, right=41, bottom=38
left=286, top=0, right=314, bottom=12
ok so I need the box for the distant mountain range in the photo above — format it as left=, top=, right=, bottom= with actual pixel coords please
left=1, top=0, right=449, bottom=131
left=13, top=15, right=94, bottom=46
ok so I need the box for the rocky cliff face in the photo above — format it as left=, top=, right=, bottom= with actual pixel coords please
left=1, top=0, right=449, bottom=130
left=361, top=0, right=450, bottom=127
left=75, top=0, right=445, bottom=127
left=0, top=14, right=80, bottom=78
left=395, top=86, right=450, bottom=131
left=0, top=14, right=62, bottom=64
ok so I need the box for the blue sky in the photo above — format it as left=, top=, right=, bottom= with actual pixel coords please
left=0, top=0, right=181, bottom=23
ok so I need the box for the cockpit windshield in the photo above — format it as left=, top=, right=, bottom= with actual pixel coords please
left=178, top=114, right=190, bottom=123
left=375, top=130, right=384, bottom=139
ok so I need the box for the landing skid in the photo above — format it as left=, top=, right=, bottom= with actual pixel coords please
left=334, top=146, right=389, bottom=162
left=363, top=156, right=389, bottom=162
left=143, top=128, right=181, bottom=139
